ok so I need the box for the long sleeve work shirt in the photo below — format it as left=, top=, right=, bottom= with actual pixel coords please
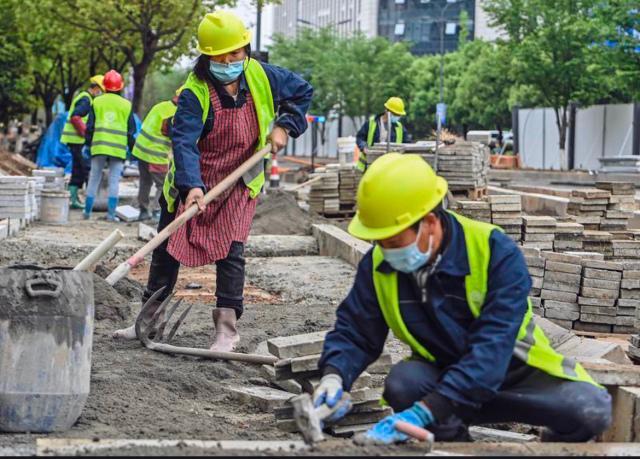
left=355, top=114, right=409, bottom=152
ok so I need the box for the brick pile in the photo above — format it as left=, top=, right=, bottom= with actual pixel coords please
left=540, top=252, right=582, bottom=329
left=488, top=195, right=522, bottom=241
left=522, top=215, right=556, bottom=251
left=577, top=260, right=623, bottom=332
left=452, top=200, right=491, bottom=223
left=553, top=221, right=584, bottom=251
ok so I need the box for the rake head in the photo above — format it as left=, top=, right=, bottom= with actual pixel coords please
left=135, top=287, right=193, bottom=349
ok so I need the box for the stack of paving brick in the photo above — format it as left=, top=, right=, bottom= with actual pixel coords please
left=576, top=260, right=623, bottom=333
left=367, top=143, right=435, bottom=169
left=0, top=176, right=32, bottom=220
left=436, top=141, right=489, bottom=194
left=308, top=168, right=340, bottom=215
left=628, top=334, right=640, bottom=363
left=595, top=181, right=635, bottom=231
left=553, top=221, right=584, bottom=252
left=582, top=230, right=613, bottom=258
left=540, top=252, right=581, bottom=329
left=488, top=195, right=522, bottom=241
left=263, top=331, right=393, bottom=438
left=611, top=240, right=640, bottom=260
left=522, top=215, right=556, bottom=250
left=29, top=176, right=45, bottom=220
left=338, top=165, right=360, bottom=212
left=618, top=262, right=640, bottom=333
left=32, top=168, right=65, bottom=192
left=452, top=200, right=491, bottom=223
left=568, top=188, right=611, bottom=230
left=522, top=247, right=545, bottom=300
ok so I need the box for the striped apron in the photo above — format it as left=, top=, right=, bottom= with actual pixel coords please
left=166, top=83, right=259, bottom=267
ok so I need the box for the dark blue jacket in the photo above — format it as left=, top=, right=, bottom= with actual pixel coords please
left=172, top=63, right=313, bottom=194
left=71, top=95, right=92, bottom=118
left=85, top=93, right=137, bottom=155
left=318, top=212, right=532, bottom=417
left=355, top=114, right=409, bottom=152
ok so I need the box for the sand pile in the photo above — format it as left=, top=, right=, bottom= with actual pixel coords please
left=251, top=189, right=314, bottom=236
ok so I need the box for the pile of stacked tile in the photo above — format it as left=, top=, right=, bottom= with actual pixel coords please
left=628, top=335, right=640, bottom=363
left=595, top=181, right=635, bottom=231
left=436, top=141, right=489, bottom=193
left=367, top=143, right=435, bottom=168
left=308, top=167, right=340, bottom=215
left=582, top=230, right=613, bottom=258
left=576, top=260, right=623, bottom=333
left=338, top=165, right=360, bottom=212
left=540, top=252, right=582, bottom=329
left=488, top=195, right=522, bottom=241
left=611, top=240, right=640, bottom=261
left=452, top=200, right=491, bottom=223
left=568, top=188, right=611, bottom=230
left=0, top=176, right=32, bottom=221
left=33, top=168, right=65, bottom=191
left=264, top=331, right=393, bottom=438
left=28, top=176, right=45, bottom=220
left=521, top=247, right=545, bottom=315
left=522, top=215, right=557, bottom=250
left=553, top=221, right=584, bottom=252
left=618, top=262, right=640, bottom=333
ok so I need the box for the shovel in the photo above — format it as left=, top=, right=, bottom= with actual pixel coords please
left=105, top=144, right=272, bottom=286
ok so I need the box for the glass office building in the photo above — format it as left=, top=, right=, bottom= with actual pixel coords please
left=378, top=0, right=476, bottom=55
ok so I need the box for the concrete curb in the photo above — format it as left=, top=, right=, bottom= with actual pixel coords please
left=312, top=224, right=371, bottom=267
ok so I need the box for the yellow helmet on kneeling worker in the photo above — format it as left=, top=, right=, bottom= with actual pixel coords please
left=348, top=154, right=448, bottom=241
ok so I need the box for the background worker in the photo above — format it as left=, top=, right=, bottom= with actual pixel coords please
left=113, top=11, right=313, bottom=352
left=60, top=75, right=104, bottom=209
left=132, top=89, right=180, bottom=222
left=313, top=154, right=612, bottom=445
left=355, top=96, right=408, bottom=172
left=83, top=69, right=136, bottom=222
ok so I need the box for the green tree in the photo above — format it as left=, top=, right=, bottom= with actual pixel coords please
left=0, top=0, right=34, bottom=125
left=485, top=0, right=612, bottom=168
left=140, top=67, right=190, bottom=117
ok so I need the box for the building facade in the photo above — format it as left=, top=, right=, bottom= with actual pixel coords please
left=272, top=0, right=498, bottom=54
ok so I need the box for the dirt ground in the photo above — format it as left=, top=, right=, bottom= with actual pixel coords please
left=0, top=195, right=431, bottom=456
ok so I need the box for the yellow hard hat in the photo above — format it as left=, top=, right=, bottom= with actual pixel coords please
left=348, top=154, right=448, bottom=241
left=175, top=85, right=185, bottom=97
left=384, top=97, right=406, bottom=116
left=196, top=10, right=252, bottom=56
left=90, top=74, right=105, bottom=91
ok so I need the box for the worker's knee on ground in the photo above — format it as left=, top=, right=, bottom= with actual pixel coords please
left=383, top=361, right=432, bottom=411
left=548, top=385, right=612, bottom=441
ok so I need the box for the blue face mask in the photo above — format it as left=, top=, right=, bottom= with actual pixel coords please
left=381, top=224, right=433, bottom=273
left=209, top=59, right=245, bottom=84
left=390, top=114, right=401, bottom=124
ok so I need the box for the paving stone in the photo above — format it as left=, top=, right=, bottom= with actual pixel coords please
left=583, top=268, right=623, bottom=281
left=334, top=409, right=391, bottom=426
left=624, top=271, right=640, bottom=280
left=543, top=281, right=580, bottom=294
left=581, top=286, right=620, bottom=300
left=581, top=305, right=617, bottom=316
left=531, top=276, right=544, bottom=289
left=622, top=280, right=640, bottom=289
left=469, top=426, right=537, bottom=443
left=553, top=240, right=584, bottom=250
left=350, top=387, right=383, bottom=403
left=582, top=260, right=624, bottom=271
left=523, top=233, right=555, bottom=242
left=620, top=289, right=640, bottom=300
left=488, top=194, right=522, bottom=204
left=261, top=365, right=302, bottom=395
left=614, top=325, right=637, bottom=333
left=530, top=287, right=542, bottom=297
left=565, top=251, right=604, bottom=260
left=618, top=299, right=640, bottom=309
left=545, top=308, right=579, bottom=321
left=544, top=300, right=579, bottom=311
left=547, top=318, right=574, bottom=329
left=328, top=423, right=376, bottom=437
left=541, top=290, right=578, bottom=303
left=115, top=205, right=139, bottom=222
left=541, top=251, right=583, bottom=264
left=522, top=226, right=557, bottom=234
left=582, top=278, right=621, bottom=290
left=544, top=261, right=583, bottom=274
left=490, top=203, right=522, bottom=212
left=603, top=386, right=640, bottom=442
left=522, top=215, right=558, bottom=226
left=267, top=331, right=327, bottom=359
left=573, top=321, right=613, bottom=333
left=528, top=267, right=545, bottom=277
left=226, top=385, right=294, bottom=413
left=522, top=241, right=554, bottom=250
left=616, top=316, right=636, bottom=326
left=554, top=222, right=585, bottom=233
left=520, top=247, right=541, bottom=257
left=580, top=313, right=617, bottom=324
left=290, top=354, right=320, bottom=373
left=544, top=271, right=581, bottom=284
left=532, top=306, right=545, bottom=316
left=524, top=256, right=545, bottom=268
left=529, top=297, right=542, bottom=307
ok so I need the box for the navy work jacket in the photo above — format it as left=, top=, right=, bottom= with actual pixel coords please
left=172, top=63, right=313, bottom=194
left=355, top=113, right=409, bottom=152
left=318, top=212, right=533, bottom=410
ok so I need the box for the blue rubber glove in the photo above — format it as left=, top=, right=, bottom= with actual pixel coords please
left=313, top=374, right=352, bottom=423
left=363, top=402, right=434, bottom=445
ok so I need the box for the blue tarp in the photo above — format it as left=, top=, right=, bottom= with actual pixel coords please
left=36, top=112, right=143, bottom=173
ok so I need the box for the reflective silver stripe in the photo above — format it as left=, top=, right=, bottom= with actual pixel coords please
left=140, top=128, right=171, bottom=147
left=166, top=171, right=178, bottom=198
left=94, top=127, right=127, bottom=136
left=92, top=141, right=128, bottom=151
left=134, top=143, right=168, bottom=159
left=513, top=316, right=536, bottom=362
left=561, top=356, right=578, bottom=378
left=242, top=159, right=265, bottom=186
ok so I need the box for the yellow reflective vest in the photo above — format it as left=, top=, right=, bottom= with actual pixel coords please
left=61, top=91, right=91, bottom=145
left=356, top=115, right=404, bottom=172
left=132, top=101, right=176, bottom=165
left=90, top=93, right=132, bottom=160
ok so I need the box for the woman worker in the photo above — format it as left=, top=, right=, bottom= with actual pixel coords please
left=113, top=10, right=313, bottom=352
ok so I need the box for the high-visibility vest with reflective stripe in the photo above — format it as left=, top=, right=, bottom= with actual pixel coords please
left=356, top=115, right=404, bottom=172
left=163, top=58, right=275, bottom=213
left=371, top=210, right=599, bottom=387
left=132, top=101, right=176, bottom=165
left=61, top=91, right=92, bottom=145
left=91, top=93, right=132, bottom=160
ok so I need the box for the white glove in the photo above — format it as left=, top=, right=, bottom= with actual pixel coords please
left=313, top=374, right=344, bottom=408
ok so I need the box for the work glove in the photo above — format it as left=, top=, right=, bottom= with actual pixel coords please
left=312, top=374, right=351, bottom=423
left=360, top=401, right=434, bottom=445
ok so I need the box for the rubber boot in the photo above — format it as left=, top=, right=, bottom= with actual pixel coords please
left=210, top=308, right=240, bottom=352
left=83, top=196, right=94, bottom=220
left=69, top=185, right=83, bottom=209
left=138, top=208, right=150, bottom=221
left=112, top=296, right=164, bottom=340
left=151, top=209, right=161, bottom=223
left=106, top=196, right=119, bottom=222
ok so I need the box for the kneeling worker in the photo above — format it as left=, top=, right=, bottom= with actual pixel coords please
left=313, top=153, right=612, bottom=444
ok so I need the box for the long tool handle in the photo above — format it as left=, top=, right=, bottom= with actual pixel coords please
left=289, top=175, right=323, bottom=191
left=146, top=342, right=278, bottom=365
left=106, top=144, right=271, bottom=286
left=74, top=229, right=124, bottom=271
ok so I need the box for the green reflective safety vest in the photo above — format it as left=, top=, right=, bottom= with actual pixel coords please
left=356, top=115, right=404, bottom=172
left=91, top=93, right=132, bottom=160
left=132, top=101, right=176, bottom=165
left=371, top=210, right=599, bottom=387
left=61, top=91, right=92, bottom=145
left=163, top=58, right=275, bottom=213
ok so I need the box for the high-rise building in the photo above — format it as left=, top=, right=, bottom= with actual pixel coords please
left=272, top=1, right=499, bottom=54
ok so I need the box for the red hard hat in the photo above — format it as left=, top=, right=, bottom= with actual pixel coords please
left=103, top=70, right=124, bottom=92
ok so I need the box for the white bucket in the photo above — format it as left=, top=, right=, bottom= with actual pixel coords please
left=40, top=191, right=69, bottom=225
